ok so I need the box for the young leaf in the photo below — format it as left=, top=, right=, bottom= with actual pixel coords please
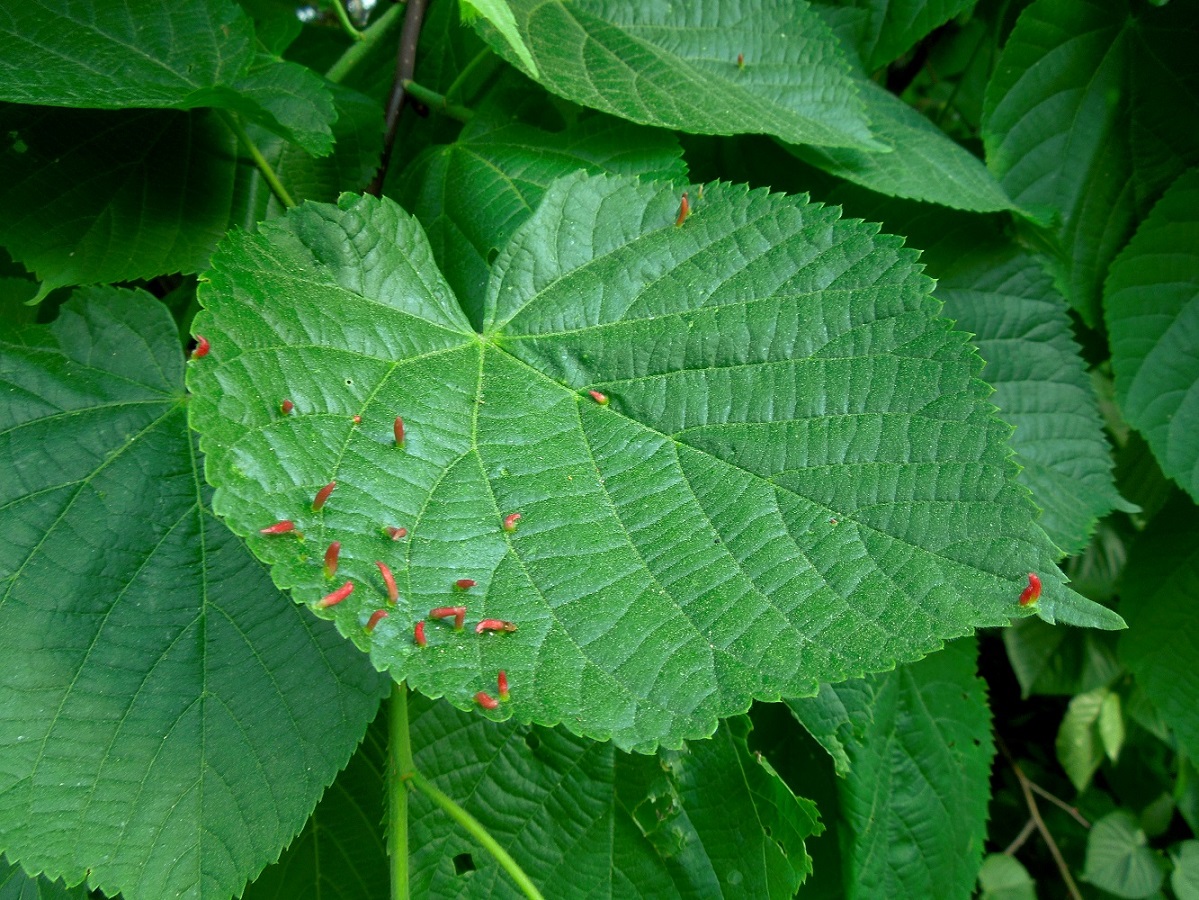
left=0, top=288, right=388, bottom=900
left=1082, top=811, right=1166, bottom=899
left=189, top=175, right=1110, bottom=752
left=1105, top=168, right=1199, bottom=503
left=788, top=638, right=993, bottom=899
left=406, top=695, right=817, bottom=898
left=470, top=0, right=883, bottom=151
left=0, top=107, right=238, bottom=299
left=1118, top=497, right=1199, bottom=764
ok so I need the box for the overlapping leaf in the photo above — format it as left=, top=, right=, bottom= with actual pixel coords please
left=1118, top=497, right=1199, bottom=764
left=0, top=0, right=334, bottom=154
left=188, top=174, right=1114, bottom=752
left=788, top=638, right=993, bottom=899
left=811, top=0, right=978, bottom=72
left=0, top=107, right=238, bottom=298
left=406, top=695, right=816, bottom=898
left=1105, top=169, right=1199, bottom=502
left=787, top=76, right=1015, bottom=213
left=396, top=109, right=685, bottom=326
left=471, top=0, right=882, bottom=150
left=0, top=856, right=88, bottom=900
left=0, top=288, right=388, bottom=900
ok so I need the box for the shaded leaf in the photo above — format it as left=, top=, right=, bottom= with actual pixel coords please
left=0, top=0, right=334, bottom=154
left=0, top=107, right=238, bottom=299
left=789, top=638, right=993, bottom=899
left=1118, top=496, right=1199, bottom=764
left=188, top=175, right=1111, bottom=752
left=1002, top=615, right=1120, bottom=698
left=787, top=73, right=1015, bottom=212
left=0, top=857, right=89, bottom=900
left=976, top=852, right=1037, bottom=900
left=812, top=0, right=979, bottom=72
left=1172, top=841, right=1199, bottom=900
left=785, top=681, right=875, bottom=777
left=1105, top=168, right=1199, bottom=502
left=243, top=710, right=389, bottom=900
left=1081, top=811, right=1166, bottom=899
left=395, top=108, right=685, bottom=327
left=407, top=694, right=817, bottom=898
left=1055, top=685, right=1110, bottom=792
left=472, top=0, right=882, bottom=150
left=0, top=288, right=388, bottom=900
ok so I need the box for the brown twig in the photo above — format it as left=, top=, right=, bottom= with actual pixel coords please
left=1030, top=781, right=1091, bottom=828
left=1003, top=817, right=1037, bottom=855
left=365, top=0, right=431, bottom=197
left=997, top=738, right=1084, bottom=900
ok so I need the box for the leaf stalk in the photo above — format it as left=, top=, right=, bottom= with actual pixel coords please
left=218, top=111, right=296, bottom=209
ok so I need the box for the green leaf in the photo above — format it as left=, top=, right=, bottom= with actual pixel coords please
left=188, top=175, right=1105, bottom=752
left=460, top=0, right=540, bottom=77
left=811, top=0, right=979, bottom=72
left=787, top=73, right=1016, bottom=212
left=396, top=109, right=685, bottom=328
left=0, top=857, right=89, bottom=900
left=407, top=695, right=818, bottom=898
left=0, top=107, right=239, bottom=299
left=789, top=638, right=993, bottom=899
left=0, top=0, right=335, bottom=154
left=1172, top=841, right=1199, bottom=900
left=1105, top=168, right=1199, bottom=502
left=243, top=710, right=389, bottom=899
left=981, top=0, right=1133, bottom=323
left=1082, top=811, right=1166, bottom=899
left=0, top=288, right=388, bottom=900
left=1002, top=615, right=1121, bottom=698
left=472, top=0, right=884, bottom=151
left=1118, top=496, right=1199, bottom=764
left=976, top=852, right=1037, bottom=900
left=786, top=681, right=876, bottom=777
left=1055, top=685, right=1110, bottom=791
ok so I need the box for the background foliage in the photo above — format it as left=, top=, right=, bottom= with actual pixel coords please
left=0, top=0, right=1196, bottom=897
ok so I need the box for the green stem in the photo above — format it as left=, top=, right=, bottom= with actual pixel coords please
left=325, top=3, right=404, bottom=83
left=389, top=683, right=413, bottom=900
left=330, top=0, right=365, bottom=41
left=402, top=80, right=475, bottom=122
left=405, top=769, right=545, bottom=900
left=219, top=111, right=296, bottom=209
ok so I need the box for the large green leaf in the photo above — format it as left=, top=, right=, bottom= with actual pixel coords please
left=1105, top=169, right=1199, bottom=502
left=788, top=75, right=1015, bottom=213
left=0, top=288, right=388, bottom=900
left=0, top=106, right=238, bottom=299
left=395, top=108, right=685, bottom=327
left=188, top=175, right=1115, bottom=752
left=407, top=694, right=817, bottom=897
left=460, top=0, right=540, bottom=77
left=0, top=0, right=334, bottom=154
left=811, top=0, right=978, bottom=72
left=1118, top=497, right=1199, bottom=764
left=471, top=0, right=883, bottom=151
left=787, top=638, right=993, bottom=899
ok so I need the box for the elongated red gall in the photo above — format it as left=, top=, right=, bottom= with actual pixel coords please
left=588, top=389, right=608, bottom=405
left=384, top=526, right=408, bottom=541
left=429, top=606, right=466, bottom=630
left=414, top=620, right=427, bottom=647
left=1019, top=572, right=1042, bottom=606
left=323, top=541, right=340, bottom=579
left=455, top=578, right=476, bottom=591
left=312, top=481, right=336, bottom=511
left=675, top=191, right=690, bottom=226
left=280, top=399, right=294, bottom=415
left=317, top=581, right=354, bottom=608
left=497, top=670, right=510, bottom=701
left=376, top=561, right=398, bottom=604
left=366, top=609, right=389, bottom=632
left=502, top=513, right=521, bottom=532
left=393, top=416, right=405, bottom=448
left=475, top=691, right=499, bottom=710
left=737, top=52, right=745, bottom=68
left=190, top=335, right=210, bottom=359
left=475, top=619, right=517, bottom=634
left=260, top=520, right=296, bottom=535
